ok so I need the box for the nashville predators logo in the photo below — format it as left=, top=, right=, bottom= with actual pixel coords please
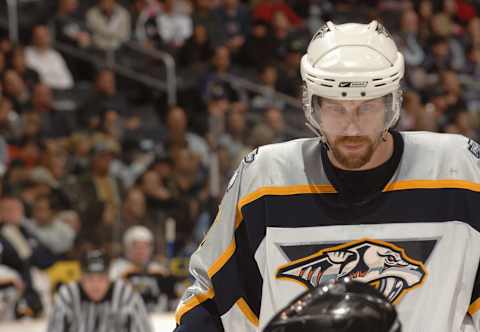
left=276, top=239, right=427, bottom=303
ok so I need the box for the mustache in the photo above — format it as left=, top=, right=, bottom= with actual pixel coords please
left=335, top=136, right=372, bottom=144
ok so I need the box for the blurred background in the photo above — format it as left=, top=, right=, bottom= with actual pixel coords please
left=0, top=0, right=479, bottom=330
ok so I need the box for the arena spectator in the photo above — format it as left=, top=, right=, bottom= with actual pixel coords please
left=218, top=105, right=251, bottom=166
left=8, top=46, right=40, bottom=91
left=25, top=25, right=74, bottom=90
left=109, top=225, right=180, bottom=312
left=0, top=233, right=43, bottom=320
left=178, top=24, right=214, bottom=70
left=0, top=196, right=57, bottom=269
left=80, top=68, right=129, bottom=129
left=192, top=0, right=227, bottom=48
left=27, top=83, right=73, bottom=139
left=444, top=109, right=480, bottom=140
left=2, top=69, right=31, bottom=114
left=397, top=91, right=423, bottom=131
left=0, top=52, right=5, bottom=77
left=393, top=9, right=426, bottom=90
left=86, top=0, right=131, bottom=52
left=53, top=0, right=93, bottom=80
left=54, top=0, right=92, bottom=49
left=119, top=187, right=154, bottom=234
left=23, top=194, right=77, bottom=256
left=168, top=146, right=210, bottom=253
left=0, top=96, right=22, bottom=142
left=239, top=18, right=277, bottom=69
left=73, top=141, right=123, bottom=249
left=163, top=106, right=209, bottom=167
left=263, top=106, right=291, bottom=143
left=250, top=64, right=284, bottom=111
left=137, top=164, right=174, bottom=229
left=429, top=13, right=466, bottom=71
left=253, top=0, right=303, bottom=27
left=279, top=39, right=305, bottom=98
left=440, top=69, right=468, bottom=117
left=137, top=0, right=192, bottom=53
left=216, top=0, right=251, bottom=59
left=466, top=16, right=480, bottom=49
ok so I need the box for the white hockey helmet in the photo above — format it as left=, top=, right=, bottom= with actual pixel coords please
left=123, top=225, right=153, bottom=249
left=300, top=21, right=404, bottom=137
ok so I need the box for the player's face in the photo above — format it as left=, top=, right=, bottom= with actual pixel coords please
left=81, top=273, right=110, bottom=302
left=128, top=240, right=152, bottom=266
left=314, top=96, right=387, bottom=169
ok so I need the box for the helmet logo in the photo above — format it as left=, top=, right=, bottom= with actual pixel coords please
left=338, top=81, right=368, bottom=88
left=276, top=238, right=428, bottom=303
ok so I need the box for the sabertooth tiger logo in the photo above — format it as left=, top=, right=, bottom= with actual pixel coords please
left=276, top=239, right=427, bottom=303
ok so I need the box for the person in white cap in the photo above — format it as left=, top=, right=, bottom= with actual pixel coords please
left=110, top=225, right=180, bottom=312
left=174, top=21, right=480, bottom=332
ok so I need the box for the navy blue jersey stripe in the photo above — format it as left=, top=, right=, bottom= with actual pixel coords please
left=239, top=188, right=480, bottom=230
left=209, top=221, right=262, bottom=319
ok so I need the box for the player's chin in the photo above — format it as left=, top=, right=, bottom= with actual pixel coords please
left=336, top=148, right=371, bottom=169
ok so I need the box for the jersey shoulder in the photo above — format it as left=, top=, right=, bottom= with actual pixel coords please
left=400, top=131, right=480, bottom=181
left=402, top=131, right=478, bottom=159
left=239, top=138, right=326, bottom=192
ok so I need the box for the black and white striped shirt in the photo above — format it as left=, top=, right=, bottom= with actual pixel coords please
left=47, top=280, right=152, bottom=332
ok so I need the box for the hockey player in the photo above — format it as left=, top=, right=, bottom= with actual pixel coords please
left=46, top=249, right=152, bottom=332
left=110, top=225, right=180, bottom=312
left=263, top=278, right=401, bottom=332
left=174, top=20, right=480, bottom=332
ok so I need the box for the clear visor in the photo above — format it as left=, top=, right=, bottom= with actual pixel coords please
left=311, top=94, right=394, bottom=136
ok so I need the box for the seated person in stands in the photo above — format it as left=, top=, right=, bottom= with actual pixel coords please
left=0, top=196, right=58, bottom=269
left=109, top=225, right=180, bottom=312
left=25, top=25, right=74, bottom=90
left=0, top=233, right=43, bottom=320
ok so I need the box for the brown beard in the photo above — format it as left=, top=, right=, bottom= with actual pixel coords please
left=330, top=136, right=377, bottom=169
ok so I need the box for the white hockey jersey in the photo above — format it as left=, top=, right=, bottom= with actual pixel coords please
left=175, top=131, right=480, bottom=332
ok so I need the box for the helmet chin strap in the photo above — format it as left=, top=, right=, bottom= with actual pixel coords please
left=305, top=121, right=331, bottom=150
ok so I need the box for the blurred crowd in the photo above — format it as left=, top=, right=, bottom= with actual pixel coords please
left=0, top=0, right=479, bottom=322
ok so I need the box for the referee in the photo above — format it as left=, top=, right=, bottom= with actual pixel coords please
left=46, top=249, right=152, bottom=332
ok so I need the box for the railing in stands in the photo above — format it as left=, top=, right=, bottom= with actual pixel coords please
left=215, top=72, right=309, bottom=137
left=6, top=0, right=18, bottom=43
left=125, top=42, right=177, bottom=106
left=52, top=39, right=178, bottom=107
left=3, top=0, right=178, bottom=106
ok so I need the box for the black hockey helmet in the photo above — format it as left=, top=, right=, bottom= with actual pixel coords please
left=263, top=278, right=401, bottom=332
